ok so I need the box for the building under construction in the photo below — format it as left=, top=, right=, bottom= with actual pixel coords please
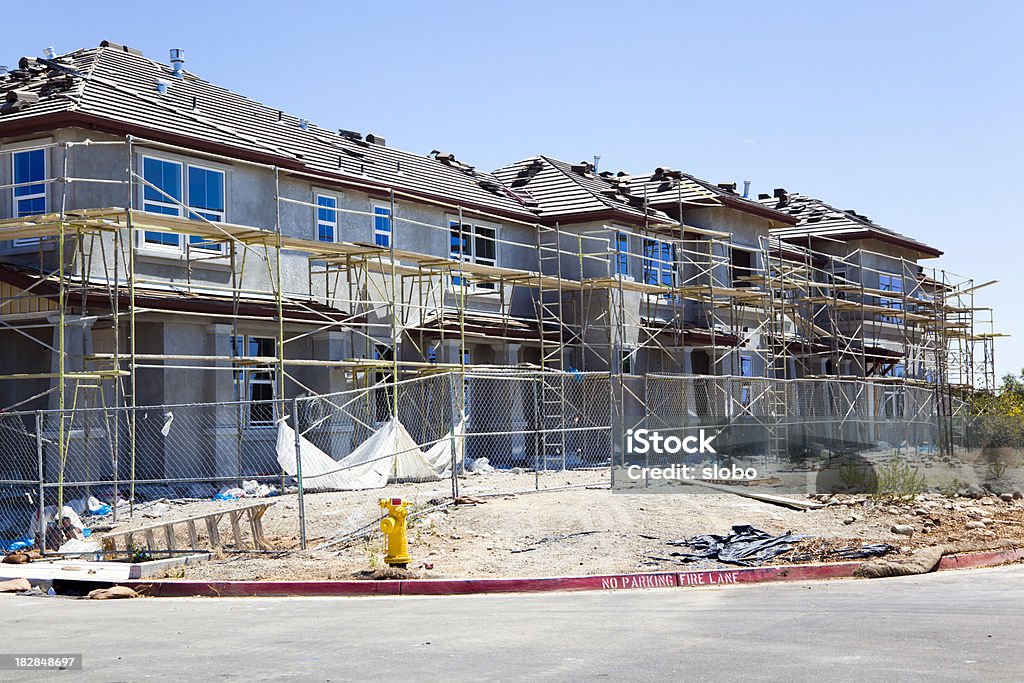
left=0, top=43, right=1002, bottom=485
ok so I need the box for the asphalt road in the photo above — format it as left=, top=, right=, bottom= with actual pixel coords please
left=1, top=566, right=1022, bottom=682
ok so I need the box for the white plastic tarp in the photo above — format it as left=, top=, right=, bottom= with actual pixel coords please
left=276, top=417, right=465, bottom=492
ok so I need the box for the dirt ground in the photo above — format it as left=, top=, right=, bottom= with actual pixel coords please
left=47, top=466, right=1021, bottom=581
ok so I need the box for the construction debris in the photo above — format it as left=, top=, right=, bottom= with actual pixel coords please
left=667, top=525, right=806, bottom=566
left=830, top=544, right=897, bottom=560
left=854, top=546, right=946, bottom=579
left=86, top=585, right=138, bottom=600
left=682, top=480, right=825, bottom=510
left=0, top=578, right=32, bottom=592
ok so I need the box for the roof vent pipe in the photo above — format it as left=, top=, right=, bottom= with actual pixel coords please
left=155, top=77, right=171, bottom=95
left=593, top=155, right=601, bottom=173
left=742, top=180, right=751, bottom=199
left=169, top=49, right=185, bottom=78
left=299, top=119, right=309, bottom=130
left=43, top=47, right=56, bottom=60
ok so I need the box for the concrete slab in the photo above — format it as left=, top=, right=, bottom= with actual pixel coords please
left=0, top=553, right=211, bottom=585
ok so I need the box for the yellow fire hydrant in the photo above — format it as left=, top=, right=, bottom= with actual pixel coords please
left=379, top=498, right=412, bottom=567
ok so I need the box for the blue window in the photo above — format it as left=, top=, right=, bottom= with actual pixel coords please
left=142, top=157, right=182, bottom=215
left=317, top=195, right=337, bottom=242
left=141, top=157, right=225, bottom=253
left=450, top=220, right=470, bottom=286
left=615, top=232, right=629, bottom=276
left=187, top=166, right=225, bottom=222
left=879, top=273, right=904, bottom=323
left=186, top=166, right=225, bottom=252
left=13, top=148, right=46, bottom=218
left=374, top=206, right=392, bottom=247
left=449, top=219, right=497, bottom=290
left=739, top=354, right=754, bottom=405
left=642, top=238, right=676, bottom=287
left=142, top=157, right=183, bottom=249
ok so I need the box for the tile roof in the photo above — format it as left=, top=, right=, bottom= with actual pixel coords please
left=491, top=156, right=676, bottom=225
left=756, top=190, right=941, bottom=257
left=0, top=44, right=538, bottom=220
left=624, top=169, right=797, bottom=225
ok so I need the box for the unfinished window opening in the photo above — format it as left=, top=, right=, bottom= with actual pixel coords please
left=373, top=344, right=395, bottom=423
left=620, top=348, right=633, bottom=375
left=731, top=248, right=754, bottom=287
left=231, top=335, right=277, bottom=427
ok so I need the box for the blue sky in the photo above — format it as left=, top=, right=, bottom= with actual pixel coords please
left=11, top=0, right=1024, bottom=379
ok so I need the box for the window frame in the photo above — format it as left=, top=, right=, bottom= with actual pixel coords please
left=373, top=204, right=392, bottom=248
left=137, top=154, right=228, bottom=256
left=615, top=231, right=629, bottom=277
left=230, top=334, right=277, bottom=428
left=642, top=237, right=677, bottom=290
left=11, top=146, right=48, bottom=248
left=878, top=272, right=904, bottom=324
left=316, top=193, right=339, bottom=243
left=448, top=216, right=499, bottom=293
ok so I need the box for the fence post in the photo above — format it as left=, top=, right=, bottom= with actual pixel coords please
left=533, top=374, right=540, bottom=490
left=448, top=372, right=460, bottom=500
left=35, top=411, right=45, bottom=552
left=291, top=398, right=307, bottom=551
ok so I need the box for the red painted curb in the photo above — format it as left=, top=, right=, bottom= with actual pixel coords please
left=121, top=547, right=1024, bottom=598
left=937, top=547, right=1024, bottom=571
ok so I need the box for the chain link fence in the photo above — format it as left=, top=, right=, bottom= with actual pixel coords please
left=0, top=372, right=1004, bottom=552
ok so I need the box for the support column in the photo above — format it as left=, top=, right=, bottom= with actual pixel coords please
left=495, top=343, right=527, bottom=464
left=313, top=330, right=354, bottom=458
left=206, top=323, right=242, bottom=481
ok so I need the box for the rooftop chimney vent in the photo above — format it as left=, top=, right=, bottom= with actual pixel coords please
left=43, top=47, right=56, bottom=60
left=299, top=119, right=309, bottom=130
left=169, top=49, right=185, bottom=78
left=155, top=77, right=171, bottom=95
left=742, top=180, right=751, bottom=199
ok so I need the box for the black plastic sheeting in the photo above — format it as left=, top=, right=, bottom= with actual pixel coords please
left=666, top=525, right=806, bottom=566
left=830, top=543, right=897, bottom=560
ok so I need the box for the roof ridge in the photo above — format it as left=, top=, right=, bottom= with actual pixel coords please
left=540, top=155, right=620, bottom=212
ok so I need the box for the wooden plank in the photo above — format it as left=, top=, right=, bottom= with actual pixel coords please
left=205, top=515, right=222, bottom=549
left=229, top=511, right=244, bottom=549
left=681, top=479, right=825, bottom=510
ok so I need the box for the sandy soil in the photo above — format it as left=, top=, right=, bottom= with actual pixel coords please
left=56, top=465, right=1021, bottom=581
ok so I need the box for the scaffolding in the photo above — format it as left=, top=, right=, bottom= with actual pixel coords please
left=0, top=134, right=1003, bottom=495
